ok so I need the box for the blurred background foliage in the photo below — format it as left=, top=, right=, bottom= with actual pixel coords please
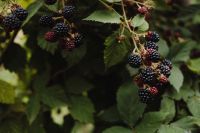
left=0, top=0, right=200, bottom=133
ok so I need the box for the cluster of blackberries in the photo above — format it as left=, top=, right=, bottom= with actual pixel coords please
left=128, top=31, right=172, bottom=104
left=0, top=5, right=28, bottom=32
left=39, top=2, right=82, bottom=51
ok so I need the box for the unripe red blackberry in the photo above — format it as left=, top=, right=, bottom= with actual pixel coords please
left=63, top=5, right=75, bottom=19
left=148, top=87, right=158, bottom=95
left=2, top=15, right=22, bottom=31
left=144, top=41, right=158, bottom=51
left=146, top=49, right=160, bottom=62
left=44, top=31, right=58, bottom=42
left=138, top=88, right=154, bottom=104
left=74, top=33, right=83, bottom=47
left=162, top=59, right=172, bottom=69
left=158, top=64, right=171, bottom=77
left=128, top=54, right=142, bottom=68
left=44, top=0, right=57, bottom=5
left=146, top=31, right=160, bottom=43
left=53, top=23, right=69, bottom=37
left=140, top=67, right=155, bottom=84
left=12, top=7, right=28, bottom=21
left=137, top=6, right=148, bottom=14
left=39, top=15, right=55, bottom=27
left=60, top=39, right=75, bottom=50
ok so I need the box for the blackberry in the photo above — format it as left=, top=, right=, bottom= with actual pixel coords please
left=63, top=6, right=75, bottom=19
left=44, top=0, right=57, bottom=5
left=128, top=54, right=142, bottom=68
left=53, top=23, right=69, bottom=37
left=149, top=87, right=158, bottom=95
left=39, top=15, right=55, bottom=27
left=158, top=64, right=171, bottom=77
left=2, top=15, right=22, bottom=30
left=140, top=67, right=155, bottom=84
left=138, top=88, right=154, bottom=103
left=146, top=31, right=160, bottom=43
left=146, top=49, right=160, bottom=62
left=74, top=33, right=83, bottom=46
left=162, top=59, right=172, bottom=69
left=137, top=6, right=148, bottom=14
left=144, top=41, right=158, bottom=51
left=60, top=39, right=75, bottom=50
left=44, top=31, right=58, bottom=42
left=12, top=7, right=28, bottom=21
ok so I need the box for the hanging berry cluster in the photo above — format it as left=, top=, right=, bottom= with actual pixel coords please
left=0, top=4, right=28, bottom=32
left=39, top=0, right=83, bottom=51
left=128, top=31, right=173, bottom=104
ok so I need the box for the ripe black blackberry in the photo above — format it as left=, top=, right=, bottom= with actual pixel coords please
left=2, top=15, right=22, bottom=30
left=140, top=67, right=155, bottom=84
left=74, top=33, right=83, bottom=46
left=53, top=23, right=69, bottom=37
left=144, top=41, right=158, bottom=51
left=128, top=54, right=142, bottom=68
left=162, top=59, right=172, bottom=69
left=146, top=49, right=160, bottom=62
left=158, top=64, right=171, bottom=77
left=12, top=7, right=28, bottom=21
left=44, top=31, right=58, bottom=42
left=138, top=88, right=154, bottom=103
left=39, top=15, right=55, bottom=27
left=146, top=31, right=160, bottom=43
left=63, top=6, right=75, bottom=19
left=44, top=0, right=57, bottom=5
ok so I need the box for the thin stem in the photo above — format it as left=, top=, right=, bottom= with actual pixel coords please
left=99, top=0, right=113, bottom=10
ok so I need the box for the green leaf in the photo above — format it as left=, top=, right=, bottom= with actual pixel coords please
left=0, top=80, right=15, bottom=104
left=187, top=58, right=200, bottom=74
left=40, top=86, right=67, bottom=108
left=186, top=96, right=200, bottom=118
left=0, top=67, right=18, bottom=86
left=137, top=21, right=149, bottom=32
left=84, top=10, right=121, bottom=24
left=103, top=0, right=121, bottom=3
left=169, top=65, right=184, bottom=92
left=117, top=82, right=146, bottom=125
left=71, top=122, right=94, bottom=133
left=23, top=0, right=44, bottom=26
left=65, top=76, right=93, bottom=94
left=158, top=39, right=169, bottom=57
left=29, top=117, right=46, bottom=133
left=69, top=96, right=95, bottom=123
left=62, top=44, right=87, bottom=69
left=104, top=31, right=131, bottom=68
left=131, top=15, right=146, bottom=27
left=172, top=116, right=200, bottom=130
left=37, top=34, right=58, bottom=54
left=0, top=119, right=26, bottom=133
left=26, top=95, right=40, bottom=124
left=102, top=126, right=132, bottom=133
left=158, top=125, right=186, bottom=133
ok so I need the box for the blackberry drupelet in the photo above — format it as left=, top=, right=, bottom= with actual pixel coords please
left=74, top=33, right=83, bottom=46
left=2, top=15, right=22, bottom=30
left=53, top=23, right=69, bottom=37
left=146, top=49, right=160, bottom=62
left=39, top=15, right=55, bottom=27
left=13, top=7, right=28, bottom=21
left=144, top=41, right=158, bottom=51
left=140, top=67, right=155, bottom=84
left=158, top=64, right=171, bottom=77
left=128, top=54, right=142, bottom=68
left=44, top=31, right=58, bottom=42
left=162, top=59, right=172, bottom=69
left=63, top=6, right=75, bottom=19
left=44, top=0, right=57, bottom=5
left=138, top=88, right=154, bottom=103
left=146, top=31, right=160, bottom=43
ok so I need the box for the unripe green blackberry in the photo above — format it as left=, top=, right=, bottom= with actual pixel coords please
left=140, top=67, right=155, bottom=84
left=44, top=0, right=57, bottom=5
left=138, top=88, right=154, bottom=103
left=146, top=49, right=160, bottom=62
left=39, top=15, right=55, bottom=27
left=53, top=23, right=69, bottom=37
left=12, top=7, right=28, bottom=21
left=146, top=31, right=160, bottom=43
left=2, top=15, right=22, bottom=31
left=63, top=5, right=75, bottom=19
left=144, top=41, right=158, bottom=51
left=128, top=54, right=142, bottom=68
